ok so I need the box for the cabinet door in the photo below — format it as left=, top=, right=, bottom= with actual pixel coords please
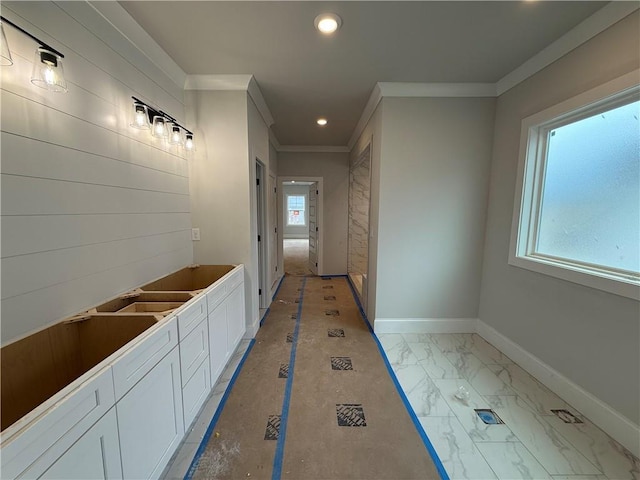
left=182, top=357, right=211, bottom=429
left=208, top=300, right=228, bottom=385
left=39, top=408, right=122, bottom=480
left=117, top=347, right=184, bottom=480
left=226, top=285, right=245, bottom=354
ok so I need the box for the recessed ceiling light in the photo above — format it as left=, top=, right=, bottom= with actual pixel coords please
left=317, top=118, right=328, bottom=126
left=314, top=13, right=342, bottom=35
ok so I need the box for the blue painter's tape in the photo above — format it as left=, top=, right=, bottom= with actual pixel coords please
left=271, top=277, right=306, bottom=480
left=272, top=275, right=286, bottom=301
left=184, top=339, right=256, bottom=480
left=260, top=307, right=271, bottom=327
left=345, top=277, right=450, bottom=480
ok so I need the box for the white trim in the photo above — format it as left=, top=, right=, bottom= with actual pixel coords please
left=373, top=318, right=478, bottom=335
left=184, top=74, right=275, bottom=129
left=509, top=70, right=640, bottom=300
left=277, top=176, right=324, bottom=276
left=269, top=130, right=282, bottom=151
left=248, top=76, right=275, bottom=127
left=86, top=1, right=187, bottom=90
left=245, top=317, right=260, bottom=339
left=184, top=74, right=252, bottom=91
left=477, top=320, right=640, bottom=458
left=496, top=2, right=639, bottom=95
left=348, top=83, right=383, bottom=150
left=378, top=82, right=497, bottom=98
left=278, top=145, right=350, bottom=153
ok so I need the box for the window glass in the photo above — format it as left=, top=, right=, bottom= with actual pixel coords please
left=536, top=100, right=639, bottom=273
left=287, top=195, right=306, bottom=226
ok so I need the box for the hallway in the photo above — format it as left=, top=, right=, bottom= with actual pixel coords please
left=161, top=279, right=639, bottom=480
left=283, top=239, right=313, bottom=276
left=168, top=275, right=441, bottom=479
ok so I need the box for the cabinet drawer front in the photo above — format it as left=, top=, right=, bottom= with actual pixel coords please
left=111, top=318, right=178, bottom=400
left=182, top=357, right=211, bottom=429
left=226, top=268, right=243, bottom=292
left=0, top=368, right=115, bottom=480
left=177, top=295, right=207, bottom=339
left=206, top=282, right=227, bottom=313
left=179, top=319, right=209, bottom=386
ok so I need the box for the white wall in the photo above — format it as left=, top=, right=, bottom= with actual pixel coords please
left=185, top=89, right=261, bottom=333
left=1, top=1, right=192, bottom=345
left=278, top=152, right=349, bottom=275
left=375, top=97, right=496, bottom=324
left=282, top=184, right=309, bottom=238
left=479, top=11, right=640, bottom=425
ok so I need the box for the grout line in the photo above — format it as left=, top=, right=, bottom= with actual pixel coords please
left=271, top=277, right=306, bottom=480
left=344, top=275, right=451, bottom=480
left=183, top=339, right=256, bottom=480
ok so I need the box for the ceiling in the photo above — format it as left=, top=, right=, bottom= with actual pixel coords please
left=119, top=1, right=607, bottom=147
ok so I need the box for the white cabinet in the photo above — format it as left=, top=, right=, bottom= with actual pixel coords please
left=39, top=408, right=122, bottom=480
left=208, top=300, right=229, bottom=383
left=179, top=318, right=209, bottom=386
left=176, top=295, right=207, bottom=339
left=226, top=284, right=245, bottom=354
left=117, top=346, right=184, bottom=480
left=111, top=318, right=178, bottom=401
left=182, top=357, right=211, bottom=428
left=208, top=282, right=245, bottom=387
left=1, top=264, right=247, bottom=480
left=1, top=367, right=116, bottom=480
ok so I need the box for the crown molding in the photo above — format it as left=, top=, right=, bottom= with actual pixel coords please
left=278, top=145, right=350, bottom=153
left=85, top=1, right=187, bottom=91
left=347, top=83, right=383, bottom=151
left=378, top=82, right=497, bottom=98
left=496, top=2, right=639, bottom=95
left=184, top=74, right=274, bottom=128
left=248, top=76, right=274, bottom=127
left=269, top=129, right=282, bottom=151
left=184, top=74, right=252, bottom=91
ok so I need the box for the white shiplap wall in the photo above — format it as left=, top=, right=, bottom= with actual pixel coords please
left=1, top=1, right=193, bottom=344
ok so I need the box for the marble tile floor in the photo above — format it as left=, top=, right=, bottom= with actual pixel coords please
left=160, top=339, right=252, bottom=480
left=378, top=333, right=640, bottom=480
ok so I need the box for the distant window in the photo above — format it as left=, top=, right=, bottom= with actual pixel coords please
left=287, top=195, right=306, bottom=226
left=510, top=74, right=639, bottom=299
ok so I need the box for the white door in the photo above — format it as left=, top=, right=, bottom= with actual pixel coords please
left=268, top=174, right=279, bottom=289
left=308, top=182, right=318, bottom=275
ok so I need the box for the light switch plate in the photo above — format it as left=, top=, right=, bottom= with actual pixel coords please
left=191, top=228, right=200, bottom=241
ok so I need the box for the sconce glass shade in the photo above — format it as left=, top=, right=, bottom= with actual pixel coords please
left=130, top=102, right=150, bottom=129
left=31, top=47, right=67, bottom=92
left=0, top=22, right=13, bottom=66
left=151, top=115, right=169, bottom=138
left=168, top=125, right=183, bottom=146
left=184, top=133, right=195, bottom=152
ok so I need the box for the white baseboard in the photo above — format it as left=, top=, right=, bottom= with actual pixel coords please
left=245, top=318, right=259, bottom=339
left=373, top=318, right=478, bottom=334
left=477, top=320, right=640, bottom=458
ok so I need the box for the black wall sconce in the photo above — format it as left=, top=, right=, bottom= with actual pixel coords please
left=130, top=96, right=195, bottom=152
left=1, top=15, right=68, bottom=93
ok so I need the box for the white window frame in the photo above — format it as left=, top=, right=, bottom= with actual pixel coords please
left=509, top=70, right=640, bottom=300
left=286, top=194, right=306, bottom=227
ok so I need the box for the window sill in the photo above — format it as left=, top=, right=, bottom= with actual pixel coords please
left=508, top=254, right=640, bottom=300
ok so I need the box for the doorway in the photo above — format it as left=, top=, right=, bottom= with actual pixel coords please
left=278, top=177, right=323, bottom=277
